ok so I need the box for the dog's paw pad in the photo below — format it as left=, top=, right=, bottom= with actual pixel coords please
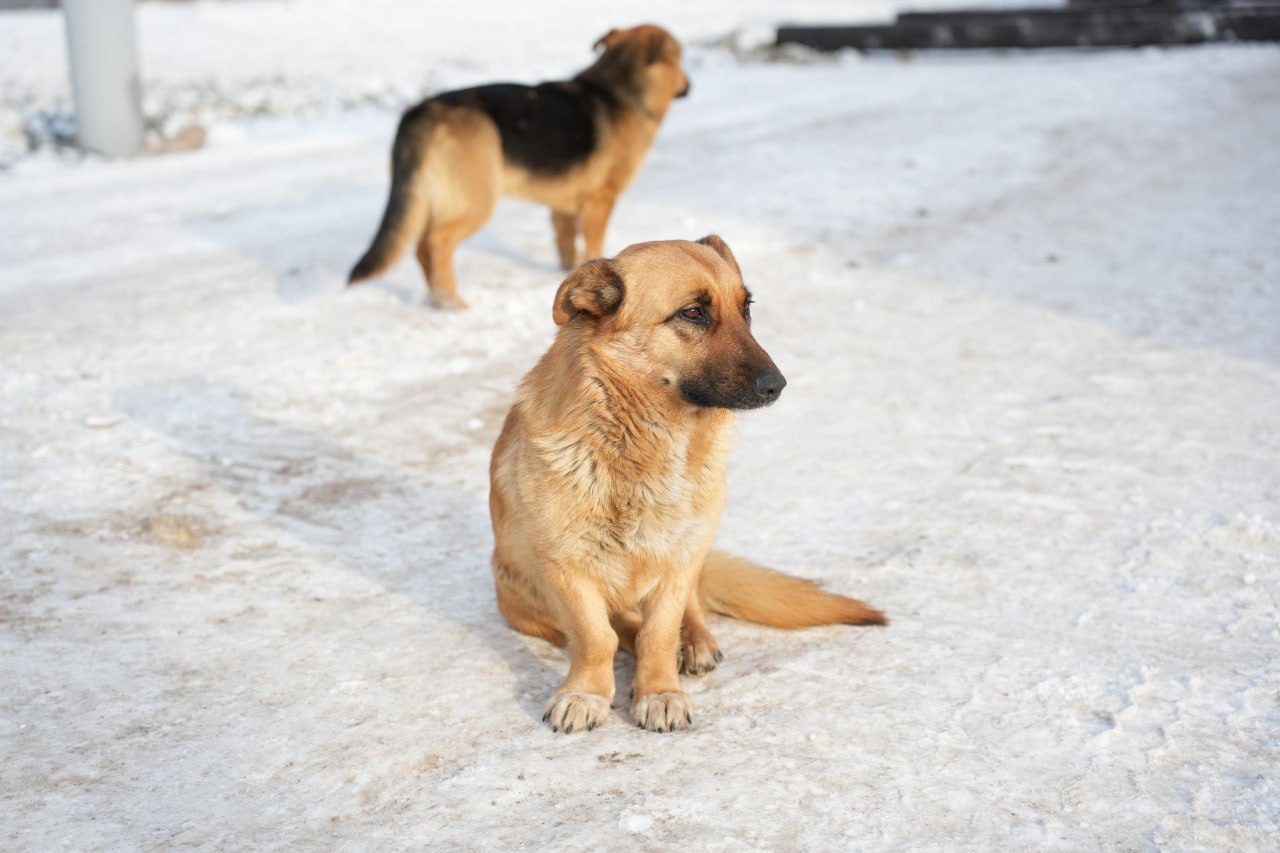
left=543, top=691, right=610, bottom=734
left=631, top=691, right=693, bottom=733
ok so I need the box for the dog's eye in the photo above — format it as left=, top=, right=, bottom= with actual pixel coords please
left=742, top=299, right=752, bottom=321
left=678, top=306, right=710, bottom=325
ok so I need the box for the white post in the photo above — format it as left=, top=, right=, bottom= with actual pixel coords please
left=62, top=0, right=145, bottom=157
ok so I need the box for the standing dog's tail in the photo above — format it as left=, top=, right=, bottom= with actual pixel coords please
left=699, top=550, right=887, bottom=628
left=348, top=105, right=434, bottom=285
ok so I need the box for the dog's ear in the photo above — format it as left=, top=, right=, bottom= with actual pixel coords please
left=638, top=27, right=677, bottom=64
left=593, top=28, right=621, bottom=52
left=596, top=27, right=676, bottom=64
left=696, top=234, right=743, bottom=281
left=553, top=259, right=625, bottom=325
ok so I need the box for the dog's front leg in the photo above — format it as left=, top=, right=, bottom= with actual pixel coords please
left=542, top=579, right=617, bottom=734
left=631, top=571, right=695, bottom=732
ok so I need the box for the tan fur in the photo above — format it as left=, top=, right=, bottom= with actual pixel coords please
left=489, top=237, right=886, bottom=734
left=349, top=24, right=690, bottom=309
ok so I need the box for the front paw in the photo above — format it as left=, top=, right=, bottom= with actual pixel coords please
left=631, top=691, right=693, bottom=733
left=542, top=691, right=610, bottom=734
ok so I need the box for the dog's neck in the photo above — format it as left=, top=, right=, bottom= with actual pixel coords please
left=575, top=70, right=670, bottom=126
left=522, top=328, right=731, bottom=462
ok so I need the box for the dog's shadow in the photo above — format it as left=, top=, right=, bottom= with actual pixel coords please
left=115, top=377, right=565, bottom=724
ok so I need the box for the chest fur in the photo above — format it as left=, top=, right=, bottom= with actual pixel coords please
left=531, top=415, right=730, bottom=567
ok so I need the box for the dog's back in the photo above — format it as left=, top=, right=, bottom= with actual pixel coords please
left=435, top=82, right=610, bottom=177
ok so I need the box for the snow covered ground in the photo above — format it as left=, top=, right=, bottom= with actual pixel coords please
left=3, top=2, right=1279, bottom=849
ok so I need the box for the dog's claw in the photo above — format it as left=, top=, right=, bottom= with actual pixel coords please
left=630, top=690, right=693, bottom=732
left=543, top=691, right=609, bottom=733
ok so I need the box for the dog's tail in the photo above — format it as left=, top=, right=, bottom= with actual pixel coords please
left=699, top=550, right=887, bottom=628
left=348, top=105, right=434, bottom=285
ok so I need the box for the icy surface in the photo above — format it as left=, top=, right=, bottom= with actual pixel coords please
left=2, top=3, right=1279, bottom=850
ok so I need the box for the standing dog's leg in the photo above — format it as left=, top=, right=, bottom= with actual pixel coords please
left=413, top=233, right=434, bottom=297
left=418, top=139, right=499, bottom=309
left=631, top=570, right=695, bottom=732
left=581, top=191, right=617, bottom=261
left=542, top=576, right=618, bottom=733
left=422, top=216, right=487, bottom=310
left=551, top=210, right=582, bottom=271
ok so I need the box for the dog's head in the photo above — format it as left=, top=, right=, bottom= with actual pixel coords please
left=588, top=24, right=690, bottom=110
left=553, top=236, right=785, bottom=410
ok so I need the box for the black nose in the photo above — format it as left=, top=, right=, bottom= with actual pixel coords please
left=677, top=80, right=691, bottom=98
left=755, top=370, right=786, bottom=401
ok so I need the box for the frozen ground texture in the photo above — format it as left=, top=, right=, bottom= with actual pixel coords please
left=3, top=2, right=1280, bottom=850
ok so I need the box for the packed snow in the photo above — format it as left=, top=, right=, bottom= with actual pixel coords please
left=2, top=1, right=1278, bottom=849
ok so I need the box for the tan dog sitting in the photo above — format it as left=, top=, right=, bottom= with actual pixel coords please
left=488, top=236, right=886, bottom=733
left=348, top=25, right=690, bottom=309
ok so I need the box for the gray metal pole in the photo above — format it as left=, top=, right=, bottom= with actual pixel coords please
left=63, top=0, right=144, bottom=157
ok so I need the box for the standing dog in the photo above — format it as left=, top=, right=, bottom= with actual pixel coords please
left=348, top=24, right=690, bottom=309
left=489, top=236, right=886, bottom=733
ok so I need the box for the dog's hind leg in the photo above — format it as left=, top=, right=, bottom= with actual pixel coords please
left=495, top=573, right=566, bottom=647
left=421, top=213, right=490, bottom=310
left=417, top=118, right=500, bottom=308
left=413, top=234, right=434, bottom=298
left=580, top=191, right=617, bottom=261
left=678, top=592, right=722, bottom=676
left=551, top=210, right=582, bottom=271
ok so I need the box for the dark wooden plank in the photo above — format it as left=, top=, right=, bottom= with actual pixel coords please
left=1066, top=0, right=1280, bottom=8
left=895, top=6, right=1229, bottom=46
left=776, top=24, right=937, bottom=50
left=777, top=5, right=1280, bottom=49
left=1229, top=6, right=1280, bottom=36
